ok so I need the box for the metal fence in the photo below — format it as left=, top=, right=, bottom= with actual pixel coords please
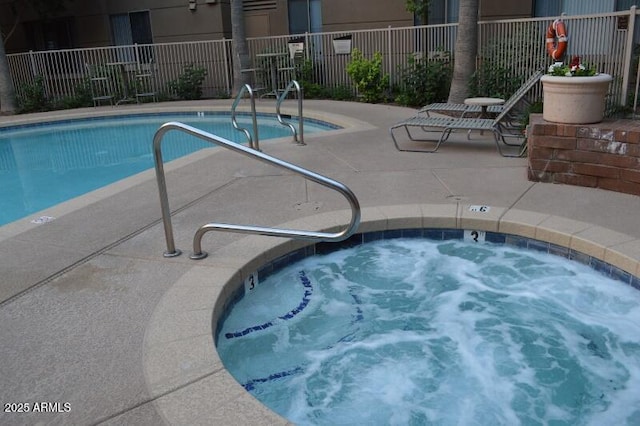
left=7, top=7, right=640, bottom=109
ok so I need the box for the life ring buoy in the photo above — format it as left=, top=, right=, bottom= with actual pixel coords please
left=546, top=19, right=568, bottom=61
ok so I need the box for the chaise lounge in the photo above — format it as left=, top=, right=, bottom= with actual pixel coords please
left=389, top=69, right=544, bottom=157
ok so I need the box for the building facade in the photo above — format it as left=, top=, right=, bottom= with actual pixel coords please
left=0, top=0, right=637, bottom=54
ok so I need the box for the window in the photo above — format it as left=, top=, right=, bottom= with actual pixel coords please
left=414, top=0, right=459, bottom=25
left=617, top=0, right=640, bottom=10
left=534, top=0, right=614, bottom=17
left=110, top=11, right=153, bottom=62
left=288, top=0, right=322, bottom=34
left=23, top=17, right=75, bottom=51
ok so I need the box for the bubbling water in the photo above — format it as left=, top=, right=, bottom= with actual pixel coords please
left=217, top=238, right=640, bottom=425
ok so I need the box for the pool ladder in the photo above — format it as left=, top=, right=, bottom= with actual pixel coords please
left=152, top=121, right=360, bottom=260
left=230, top=80, right=304, bottom=149
left=231, top=84, right=260, bottom=150
left=276, top=80, right=304, bottom=145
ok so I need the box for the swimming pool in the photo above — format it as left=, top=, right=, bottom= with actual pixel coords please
left=217, top=232, right=640, bottom=425
left=0, top=112, right=338, bottom=226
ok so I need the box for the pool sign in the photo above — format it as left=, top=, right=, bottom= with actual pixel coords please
left=464, top=230, right=486, bottom=243
left=244, top=272, right=259, bottom=293
left=469, top=205, right=490, bottom=212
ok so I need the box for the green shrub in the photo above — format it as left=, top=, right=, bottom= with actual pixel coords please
left=471, top=29, right=547, bottom=101
left=326, top=85, right=354, bottom=101
left=295, top=58, right=354, bottom=100
left=297, top=59, right=326, bottom=98
left=468, top=63, right=523, bottom=100
left=395, top=53, right=452, bottom=107
left=52, top=78, right=93, bottom=110
left=346, top=49, right=389, bottom=103
left=168, top=64, right=208, bottom=100
left=17, top=76, right=50, bottom=113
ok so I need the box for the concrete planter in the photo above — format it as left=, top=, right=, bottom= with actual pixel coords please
left=541, top=73, right=612, bottom=124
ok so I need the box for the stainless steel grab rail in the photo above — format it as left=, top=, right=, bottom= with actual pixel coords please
left=276, top=80, right=304, bottom=145
left=153, top=121, right=360, bottom=259
left=230, top=84, right=259, bottom=150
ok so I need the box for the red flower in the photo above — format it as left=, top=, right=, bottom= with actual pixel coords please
left=570, top=56, right=581, bottom=68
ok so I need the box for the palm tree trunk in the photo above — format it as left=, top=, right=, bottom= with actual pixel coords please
left=231, top=0, right=252, bottom=96
left=447, top=0, right=478, bottom=103
left=0, top=30, right=17, bottom=114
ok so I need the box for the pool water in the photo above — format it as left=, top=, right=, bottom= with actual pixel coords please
left=217, top=238, right=640, bottom=425
left=0, top=113, right=335, bottom=226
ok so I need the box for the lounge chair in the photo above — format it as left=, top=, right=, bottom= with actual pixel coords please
left=389, top=69, right=543, bottom=157
left=419, top=101, right=503, bottom=118
left=418, top=69, right=544, bottom=118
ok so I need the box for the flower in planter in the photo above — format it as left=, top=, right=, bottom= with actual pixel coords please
left=547, top=56, right=597, bottom=76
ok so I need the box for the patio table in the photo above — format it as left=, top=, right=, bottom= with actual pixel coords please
left=463, top=97, right=504, bottom=137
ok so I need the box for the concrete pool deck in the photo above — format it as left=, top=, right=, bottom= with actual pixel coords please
left=0, top=99, right=639, bottom=425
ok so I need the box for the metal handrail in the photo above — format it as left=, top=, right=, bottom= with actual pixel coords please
left=230, top=84, right=259, bottom=150
left=152, top=121, right=361, bottom=260
left=276, top=80, right=305, bottom=145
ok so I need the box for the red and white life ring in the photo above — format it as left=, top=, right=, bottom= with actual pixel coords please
left=546, top=19, right=568, bottom=61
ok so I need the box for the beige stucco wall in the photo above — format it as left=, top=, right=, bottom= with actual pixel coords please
left=0, top=0, right=231, bottom=53
left=481, top=0, right=533, bottom=20
left=0, top=0, right=536, bottom=53
left=321, top=0, right=414, bottom=32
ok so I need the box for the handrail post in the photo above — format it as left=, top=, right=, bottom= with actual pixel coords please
left=152, top=122, right=360, bottom=260
left=276, top=80, right=305, bottom=145
left=231, top=84, right=260, bottom=150
left=152, top=126, right=182, bottom=258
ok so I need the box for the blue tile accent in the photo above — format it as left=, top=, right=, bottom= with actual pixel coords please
left=548, top=243, right=570, bottom=258
left=270, top=254, right=291, bottom=274
left=611, top=266, right=632, bottom=285
left=287, top=248, right=307, bottom=264
left=424, top=229, right=444, bottom=240
left=224, top=270, right=314, bottom=340
left=569, top=249, right=591, bottom=266
left=363, top=231, right=385, bottom=242
left=485, top=232, right=506, bottom=244
left=257, top=263, right=274, bottom=281
left=401, top=229, right=423, bottom=239
left=527, top=239, right=550, bottom=253
left=242, top=366, right=304, bottom=391
left=590, top=258, right=611, bottom=276
left=505, top=235, right=529, bottom=249
left=215, top=285, right=245, bottom=345
left=316, top=233, right=363, bottom=254
left=383, top=229, right=403, bottom=239
left=632, top=275, right=640, bottom=291
left=442, top=229, right=463, bottom=240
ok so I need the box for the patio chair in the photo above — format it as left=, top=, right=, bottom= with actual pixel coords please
left=134, top=58, right=157, bottom=103
left=389, top=69, right=543, bottom=157
left=240, top=66, right=267, bottom=95
left=418, top=69, right=544, bottom=118
left=277, top=46, right=305, bottom=94
left=85, top=63, right=114, bottom=107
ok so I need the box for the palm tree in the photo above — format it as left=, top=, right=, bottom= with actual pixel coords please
left=447, top=0, right=479, bottom=103
left=0, top=30, right=17, bottom=115
left=230, top=0, right=252, bottom=96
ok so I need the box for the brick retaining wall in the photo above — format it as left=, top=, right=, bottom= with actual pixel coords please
left=527, top=114, right=640, bottom=196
